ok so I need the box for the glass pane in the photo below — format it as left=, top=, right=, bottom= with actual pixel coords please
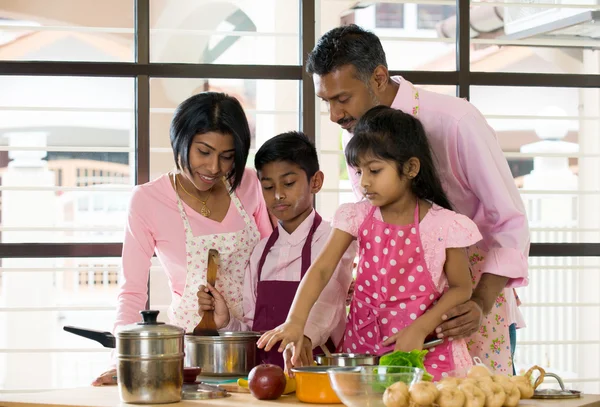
left=319, top=1, right=456, bottom=71
left=149, top=0, right=300, bottom=65
left=515, top=257, right=600, bottom=394
left=0, top=258, right=119, bottom=391
left=469, top=2, right=600, bottom=74
left=316, top=85, right=457, bottom=220
left=149, top=78, right=300, bottom=179
left=471, top=86, right=600, bottom=244
left=0, top=0, right=134, bottom=62
left=148, top=259, right=175, bottom=317
left=0, top=76, right=134, bottom=243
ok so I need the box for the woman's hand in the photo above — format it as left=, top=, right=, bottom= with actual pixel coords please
left=382, top=324, right=428, bottom=353
left=92, top=369, right=117, bottom=386
left=257, top=322, right=305, bottom=364
left=197, top=284, right=230, bottom=328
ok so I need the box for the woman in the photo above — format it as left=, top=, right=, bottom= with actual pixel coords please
left=93, top=92, right=272, bottom=385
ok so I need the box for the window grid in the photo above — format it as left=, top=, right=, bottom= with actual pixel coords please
left=0, top=0, right=599, bottom=394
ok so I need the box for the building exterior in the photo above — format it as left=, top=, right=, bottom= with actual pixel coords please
left=0, top=0, right=598, bottom=393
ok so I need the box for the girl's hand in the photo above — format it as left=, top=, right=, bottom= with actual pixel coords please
left=282, top=336, right=313, bottom=376
left=197, top=284, right=230, bottom=328
left=382, top=325, right=428, bottom=352
left=257, top=322, right=305, bottom=364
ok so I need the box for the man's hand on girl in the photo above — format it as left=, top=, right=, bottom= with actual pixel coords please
left=257, top=322, right=305, bottom=363
left=197, top=284, right=230, bottom=328
left=436, top=299, right=483, bottom=340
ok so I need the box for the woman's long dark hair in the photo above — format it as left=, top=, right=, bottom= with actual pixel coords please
left=170, top=92, right=251, bottom=192
left=346, top=105, right=453, bottom=210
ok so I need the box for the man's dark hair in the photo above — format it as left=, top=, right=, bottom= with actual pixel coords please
left=306, top=24, right=387, bottom=82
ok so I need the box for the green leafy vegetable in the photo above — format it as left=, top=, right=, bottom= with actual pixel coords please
left=379, top=349, right=428, bottom=369
left=378, top=350, right=433, bottom=384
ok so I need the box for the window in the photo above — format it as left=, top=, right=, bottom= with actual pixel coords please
left=148, top=78, right=300, bottom=180
left=0, top=0, right=301, bottom=393
left=470, top=87, right=600, bottom=382
left=1, top=0, right=599, bottom=395
left=0, top=3, right=135, bottom=62
left=375, top=3, right=404, bottom=29
left=148, top=0, right=300, bottom=65
left=417, top=5, right=455, bottom=29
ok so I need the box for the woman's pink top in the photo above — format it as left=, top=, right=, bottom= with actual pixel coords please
left=115, top=168, right=272, bottom=331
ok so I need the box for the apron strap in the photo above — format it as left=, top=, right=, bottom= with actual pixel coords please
left=257, top=210, right=322, bottom=281
left=256, top=228, right=280, bottom=281
left=225, top=177, right=254, bottom=227
left=301, top=212, right=322, bottom=277
left=413, top=199, right=420, bottom=225
left=357, top=204, right=378, bottom=239
left=172, top=173, right=195, bottom=240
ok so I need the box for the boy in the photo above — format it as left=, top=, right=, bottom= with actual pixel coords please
left=198, top=131, right=357, bottom=369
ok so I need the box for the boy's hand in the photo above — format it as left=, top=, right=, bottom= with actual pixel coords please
left=197, top=284, right=230, bottom=329
left=283, top=336, right=313, bottom=376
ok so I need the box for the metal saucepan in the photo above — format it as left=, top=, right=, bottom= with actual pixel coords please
left=184, top=331, right=262, bottom=376
left=64, top=310, right=185, bottom=404
left=315, top=338, right=443, bottom=367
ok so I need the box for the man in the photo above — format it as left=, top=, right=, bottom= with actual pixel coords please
left=307, top=24, right=529, bottom=373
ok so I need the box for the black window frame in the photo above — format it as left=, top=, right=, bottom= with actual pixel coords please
left=0, top=0, right=598, bottom=292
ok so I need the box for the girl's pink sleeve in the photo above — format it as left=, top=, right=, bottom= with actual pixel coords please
left=331, top=202, right=370, bottom=237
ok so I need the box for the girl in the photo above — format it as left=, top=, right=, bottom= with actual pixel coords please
left=258, top=106, right=482, bottom=379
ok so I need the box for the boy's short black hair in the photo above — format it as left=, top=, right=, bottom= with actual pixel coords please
left=254, top=131, right=320, bottom=179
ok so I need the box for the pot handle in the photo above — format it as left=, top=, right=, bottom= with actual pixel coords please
left=63, top=326, right=116, bottom=348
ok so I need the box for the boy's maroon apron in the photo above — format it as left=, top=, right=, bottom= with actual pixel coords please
left=252, top=212, right=336, bottom=368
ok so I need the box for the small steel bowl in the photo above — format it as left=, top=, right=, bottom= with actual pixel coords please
left=315, top=353, right=379, bottom=367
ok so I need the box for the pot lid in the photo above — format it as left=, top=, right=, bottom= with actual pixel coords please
left=182, top=383, right=230, bottom=400
left=117, top=310, right=184, bottom=338
left=532, top=373, right=582, bottom=400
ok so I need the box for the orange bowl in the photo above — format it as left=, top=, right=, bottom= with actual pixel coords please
left=291, top=366, right=342, bottom=404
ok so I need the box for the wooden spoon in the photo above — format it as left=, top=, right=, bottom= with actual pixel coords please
left=319, top=344, right=332, bottom=358
left=192, top=249, right=220, bottom=336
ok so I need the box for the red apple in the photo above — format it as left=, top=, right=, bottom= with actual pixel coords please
left=248, top=364, right=286, bottom=400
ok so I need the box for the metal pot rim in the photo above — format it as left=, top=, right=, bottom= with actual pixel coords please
left=184, top=331, right=261, bottom=342
left=316, top=353, right=375, bottom=359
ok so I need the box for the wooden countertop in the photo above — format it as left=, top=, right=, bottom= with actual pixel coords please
left=1, top=387, right=600, bottom=407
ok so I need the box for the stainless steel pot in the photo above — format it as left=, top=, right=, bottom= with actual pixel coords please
left=184, top=331, right=261, bottom=376
left=64, top=310, right=185, bottom=404
left=315, top=353, right=379, bottom=367
left=315, top=338, right=444, bottom=367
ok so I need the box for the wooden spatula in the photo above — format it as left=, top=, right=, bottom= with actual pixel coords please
left=193, top=249, right=220, bottom=336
